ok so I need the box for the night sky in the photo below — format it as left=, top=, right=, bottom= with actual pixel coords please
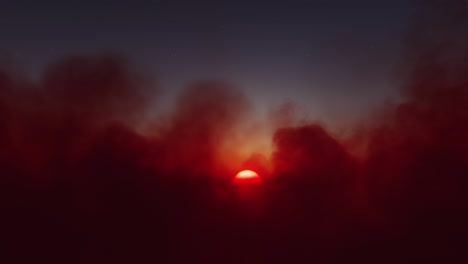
left=1, top=0, right=414, bottom=127
left=2, top=1, right=468, bottom=263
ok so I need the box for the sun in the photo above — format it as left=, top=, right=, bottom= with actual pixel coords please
left=233, top=170, right=262, bottom=183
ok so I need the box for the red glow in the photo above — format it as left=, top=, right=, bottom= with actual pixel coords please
left=233, top=170, right=262, bottom=183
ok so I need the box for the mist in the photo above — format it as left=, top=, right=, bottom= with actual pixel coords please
left=1, top=1, right=468, bottom=263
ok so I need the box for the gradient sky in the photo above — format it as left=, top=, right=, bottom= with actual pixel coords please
left=0, top=0, right=415, bottom=129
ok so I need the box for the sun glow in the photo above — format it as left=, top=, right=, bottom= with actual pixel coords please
left=233, top=170, right=262, bottom=183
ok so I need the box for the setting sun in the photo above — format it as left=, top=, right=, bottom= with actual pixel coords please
left=233, top=170, right=262, bottom=183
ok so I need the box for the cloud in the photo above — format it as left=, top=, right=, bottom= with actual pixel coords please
left=1, top=2, right=468, bottom=262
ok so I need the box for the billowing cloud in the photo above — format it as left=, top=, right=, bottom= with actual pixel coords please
left=1, top=2, right=468, bottom=263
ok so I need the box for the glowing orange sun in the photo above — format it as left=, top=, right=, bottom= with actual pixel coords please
left=233, top=170, right=262, bottom=183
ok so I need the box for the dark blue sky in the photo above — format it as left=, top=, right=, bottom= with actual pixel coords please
left=0, top=0, right=415, bottom=128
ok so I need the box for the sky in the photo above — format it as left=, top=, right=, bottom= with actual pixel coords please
left=0, top=0, right=415, bottom=128
left=2, top=1, right=468, bottom=263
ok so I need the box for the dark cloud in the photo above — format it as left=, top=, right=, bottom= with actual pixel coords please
left=1, top=2, right=468, bottom=263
